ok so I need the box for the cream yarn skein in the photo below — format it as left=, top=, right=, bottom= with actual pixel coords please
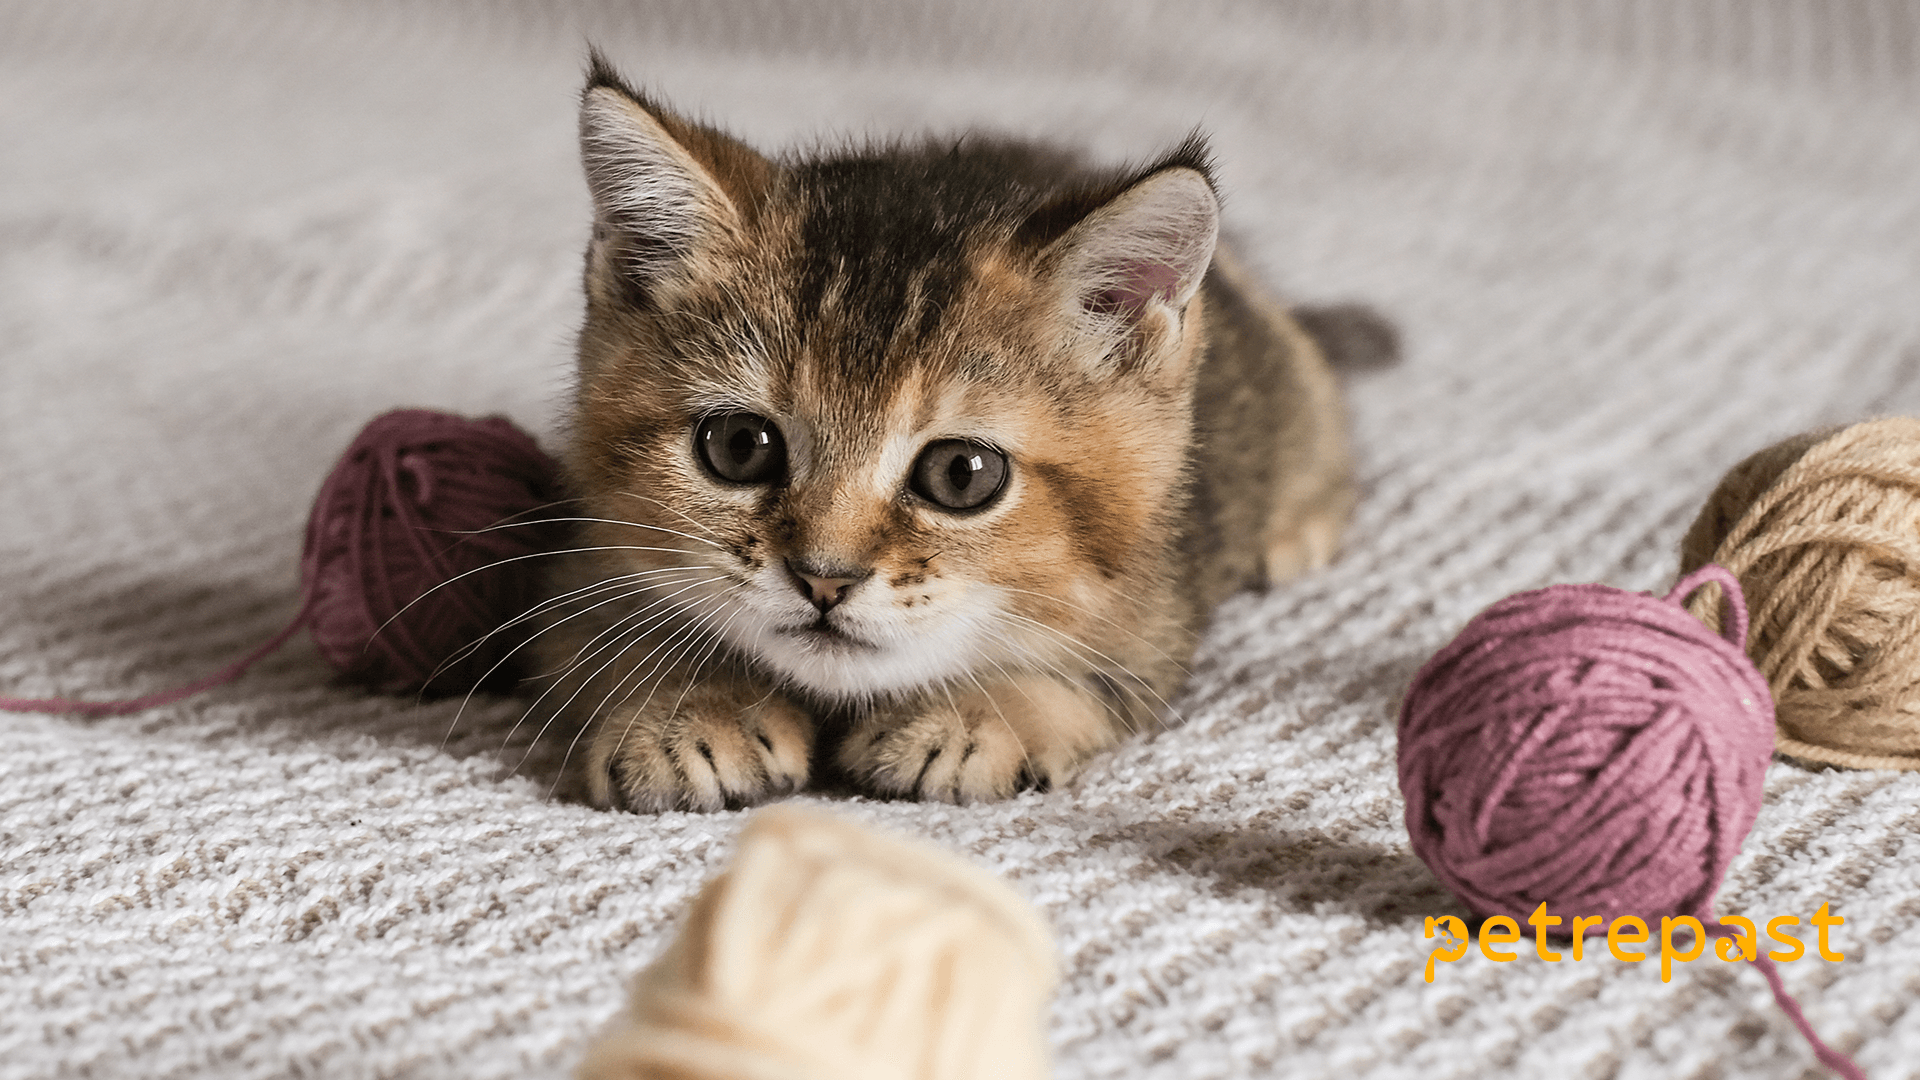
left=1680, top=417, right=1920, bottom=770
left=576, top=807, right=1057, bottom=1080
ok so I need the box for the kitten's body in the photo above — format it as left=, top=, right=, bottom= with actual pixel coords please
left=528, top=58, right=1351, bottom=811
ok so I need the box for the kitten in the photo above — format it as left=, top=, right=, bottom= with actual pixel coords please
left=527, top=54, right=1354, bottom=811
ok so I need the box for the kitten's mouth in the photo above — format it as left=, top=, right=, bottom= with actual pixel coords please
left=781, top=617, right=875, bottom=650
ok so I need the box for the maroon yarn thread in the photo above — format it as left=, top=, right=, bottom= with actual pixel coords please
left=0, top=409, right=563, bottom=716
left=1400, top=565, right=1862, bottom=1079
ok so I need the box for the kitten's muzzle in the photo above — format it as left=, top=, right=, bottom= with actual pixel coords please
left=786, top=558, right=871, bottom=613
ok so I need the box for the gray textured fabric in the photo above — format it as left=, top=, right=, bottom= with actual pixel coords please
left=4, top=2, right=1918, bottom=1077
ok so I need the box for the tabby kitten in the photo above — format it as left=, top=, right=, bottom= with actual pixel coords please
left=528, top=55, right=1353, bottom=812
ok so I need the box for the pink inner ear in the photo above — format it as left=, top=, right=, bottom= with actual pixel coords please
left=1087, top=258, right=1182, bottom=317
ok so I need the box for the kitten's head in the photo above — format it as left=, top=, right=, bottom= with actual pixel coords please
left=567, top=56, right=1218, bottom=704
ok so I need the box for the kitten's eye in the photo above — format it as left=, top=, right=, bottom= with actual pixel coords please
left=910, top=439, right=1008, bottom=511
left=696, top=412, right=786, bottom=485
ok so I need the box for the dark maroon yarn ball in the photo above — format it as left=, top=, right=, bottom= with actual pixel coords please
left=300, top=409, right=565, bottom=694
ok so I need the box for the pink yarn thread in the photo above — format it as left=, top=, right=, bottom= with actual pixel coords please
left=0, top=409, right=563, bottom=716
left=1400, top=565, right=1862, bottom=1078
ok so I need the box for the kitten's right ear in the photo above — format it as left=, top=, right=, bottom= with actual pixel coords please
left=579, top=53, right=773, bottom=294
left=1029, top=144, right=1220, bottom=378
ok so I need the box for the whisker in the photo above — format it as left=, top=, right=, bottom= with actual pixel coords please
left=936, top=682, right=970, bottom=799
left=541, top=616, right=696, bottom=797
left=594, top=580, right=751, bottom=762
left=521, top=605, right=738, bottom=802
left=437, top=571, right=660, bottom=746
left=520, top=571, right=723, bottom=684
left=456, top=515, right=729, bottom=552
left=953, top=666, right=1037, bottom=796
left=611, top=490, right=732, bottom=545
left=369, top=541, right=725, bottom=649
left=499, top=573, right=732, bottom=765
left=554, top=586, right=746, bottom=794
left=433, top=562, right=710, bottom=688
left=526, top=574, right=746, bottom=779
left=991, top=583, right=1192, bottom=675
left=992, top=611, right=1183, bottom=728
left=976, top=625, right=1154, bottom=737
left=437, top=567, right=714, bottom=748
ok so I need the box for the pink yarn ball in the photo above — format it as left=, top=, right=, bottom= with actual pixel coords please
left=1397, top=565, right=1775, bottom=925
left=300, top=409, right=564, bottom=694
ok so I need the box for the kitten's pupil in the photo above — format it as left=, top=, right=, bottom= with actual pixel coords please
left=948, top=454, right=978, bottom=491
left=728, top=428, right=760, bottom=465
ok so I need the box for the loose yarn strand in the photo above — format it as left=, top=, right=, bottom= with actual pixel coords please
left=1729, top=936, right=1867, bottom=1080
left=0, top=601, right=314, bottom=718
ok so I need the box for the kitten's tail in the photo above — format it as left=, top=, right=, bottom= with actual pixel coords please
left=1293, top=302, right=1402, bottom=372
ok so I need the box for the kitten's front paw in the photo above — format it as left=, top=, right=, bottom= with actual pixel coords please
left=838, top=677, right=1119, bottom=803
left=589, top=690, right=812, bottom=813
left=844, top=703, right=1039, bottom=804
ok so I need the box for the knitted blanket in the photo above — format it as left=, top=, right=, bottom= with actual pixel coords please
left=4, top=2, right=1917, bottom=1076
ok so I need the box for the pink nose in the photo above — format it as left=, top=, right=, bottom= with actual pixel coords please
left=787, top=560, right=869, bottom=612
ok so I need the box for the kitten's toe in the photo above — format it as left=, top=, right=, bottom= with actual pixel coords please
left=841, top=704, right=1036, bottom=804
left=593, top=695, right=812, bottom=813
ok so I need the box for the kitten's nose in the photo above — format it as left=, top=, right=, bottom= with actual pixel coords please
left=786, top=558, right=870, bottom=613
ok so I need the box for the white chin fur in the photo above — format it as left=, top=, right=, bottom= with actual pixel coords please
left=721, top=609, right=990, bottom=701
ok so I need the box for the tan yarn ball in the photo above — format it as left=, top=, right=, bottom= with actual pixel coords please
left=1679, top=417, right=1920, bottom=770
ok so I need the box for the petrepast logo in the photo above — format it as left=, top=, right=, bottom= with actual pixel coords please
left=1423, top=902, right=1846, bottom=982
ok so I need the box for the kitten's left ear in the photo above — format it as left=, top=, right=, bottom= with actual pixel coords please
left=579, top=52, right=775, bottom=297
left=1035, top=144, right=1220, bottom=376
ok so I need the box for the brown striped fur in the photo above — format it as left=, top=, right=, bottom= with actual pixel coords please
left=528, top=54, right=1354, bottom=810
